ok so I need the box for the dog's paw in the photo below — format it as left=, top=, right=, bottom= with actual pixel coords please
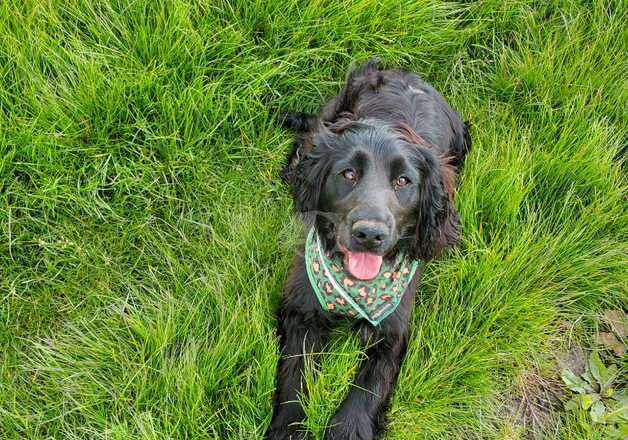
left=264, top=424, right=309, bottom=440
left=324, top=414, right=374, bottom=440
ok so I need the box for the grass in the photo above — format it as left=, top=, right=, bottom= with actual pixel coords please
left=0, top=0, right=625, bottom=438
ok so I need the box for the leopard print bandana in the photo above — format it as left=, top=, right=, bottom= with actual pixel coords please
left=305, top=227, right=419, bottom=326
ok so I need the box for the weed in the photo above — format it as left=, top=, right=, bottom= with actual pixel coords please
left=561, top=351, right=627, bottom=438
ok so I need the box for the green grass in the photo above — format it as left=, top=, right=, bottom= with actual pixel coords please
left=0, top=0, right=625, bottom=438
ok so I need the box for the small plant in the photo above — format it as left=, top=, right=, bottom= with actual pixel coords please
left=561, top=351, right=627, bottom=437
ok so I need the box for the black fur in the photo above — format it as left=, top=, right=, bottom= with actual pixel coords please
left=265, top=59, right=470, bottom=440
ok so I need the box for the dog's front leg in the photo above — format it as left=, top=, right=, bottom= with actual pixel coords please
left=325, top=303, right=413, bottom=440
left=265, top=281, right=332, bottom=440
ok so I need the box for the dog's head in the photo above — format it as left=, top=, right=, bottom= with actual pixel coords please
left=287, top=118, right=460, bottom=280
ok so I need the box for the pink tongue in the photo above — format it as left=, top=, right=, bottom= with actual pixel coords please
left=344, top=251, right=383, bottom=280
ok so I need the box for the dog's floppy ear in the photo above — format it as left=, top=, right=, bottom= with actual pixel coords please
left=412, top=149, right=460, bottom=260
left=400, top=129, right=460, bottom=260
left=283, top=126, right=335, bottom=213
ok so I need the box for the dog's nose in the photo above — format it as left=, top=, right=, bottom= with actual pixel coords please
left=351, top=220, right=389, bottom=250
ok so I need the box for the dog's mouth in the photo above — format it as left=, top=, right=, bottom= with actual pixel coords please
left=335, top=238, right=384, bottom=280
left=343, top=250, right=383, bottom=280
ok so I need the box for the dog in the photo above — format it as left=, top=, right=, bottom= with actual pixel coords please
left=265, top=59, right=471, bottom=440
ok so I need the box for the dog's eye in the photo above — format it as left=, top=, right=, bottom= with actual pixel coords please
left=395, top=175, right=411, bottom=187
left=341, top=168, right=358, bottom=182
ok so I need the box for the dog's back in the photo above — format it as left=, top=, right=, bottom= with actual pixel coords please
left=331, top=59, right=470, bottom=170
left=280, top=59, right=470, bottom=175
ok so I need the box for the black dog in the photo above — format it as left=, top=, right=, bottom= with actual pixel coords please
left=266, top=59, right=470, bottom=440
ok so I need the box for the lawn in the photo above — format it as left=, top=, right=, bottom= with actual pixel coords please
left=0, top=1, right=625, bottom=439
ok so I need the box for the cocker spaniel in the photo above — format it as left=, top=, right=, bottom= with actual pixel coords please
left=265, top=58, right=471, bottom=440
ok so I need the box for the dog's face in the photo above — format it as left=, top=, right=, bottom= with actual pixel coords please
left=290, top=120, right=460, bottom=279
left=318, top=125, right=422, bottom=279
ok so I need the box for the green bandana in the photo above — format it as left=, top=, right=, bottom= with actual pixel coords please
left=305, top=227, right=419, bottom=326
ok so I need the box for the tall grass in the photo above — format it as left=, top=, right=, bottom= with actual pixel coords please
left=0, top=1, right=625, bottom=438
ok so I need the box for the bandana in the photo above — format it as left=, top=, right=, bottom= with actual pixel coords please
left=304, top=227, right=419, bottom=326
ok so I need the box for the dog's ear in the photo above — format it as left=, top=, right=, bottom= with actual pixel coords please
left=289, top=152, right=330, bottom=213
left=410, top=147, right=461, bottom=261
left=277, top=111, right=317, bottom=185
left=283, top=126, right=335, bottom=213
left=395, top=123, right=460, bottom=259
